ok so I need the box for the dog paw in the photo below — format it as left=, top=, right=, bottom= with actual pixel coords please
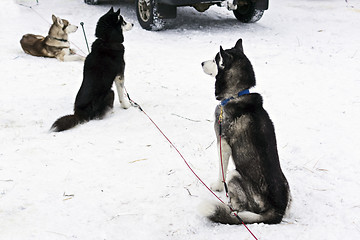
left=70, top=48, right=76, bottom=54
left=210, top=181, right=224, bottom=192
left=120, top=100, right=131, bottom=109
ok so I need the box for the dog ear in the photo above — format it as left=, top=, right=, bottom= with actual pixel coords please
left=115, top=8, right=120, bottom=15
left=55, top=16, right=64, bottom=27
left=235, top=39, right=244, bottom=52
left=219, top=46, right=232, bottom=68
left=219, top=46, right=225, bottom=69
left=108, top=7, right=114, bottom=14
left=52, top=14, right=57, bottom=23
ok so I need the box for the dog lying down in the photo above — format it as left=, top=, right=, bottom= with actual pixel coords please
left=200, top=39, right=290, bottom=224
left=20, top=15, right=85, bottom=61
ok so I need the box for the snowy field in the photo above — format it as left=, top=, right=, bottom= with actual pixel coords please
left=1, top=0, right=360, bottom=239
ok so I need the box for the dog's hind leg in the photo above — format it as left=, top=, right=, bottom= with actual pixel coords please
left=114, top=74, right=131, bottom=109
left=204, top=170, right=279, bottom=224
left=211, top=138, right=232, bottom=192
left=91, top=90, right=115, bottom=119
left=105, top=90, right=115, bottom=109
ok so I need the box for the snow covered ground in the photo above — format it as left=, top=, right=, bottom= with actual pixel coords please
left=1, top=0, right=360, bottom=239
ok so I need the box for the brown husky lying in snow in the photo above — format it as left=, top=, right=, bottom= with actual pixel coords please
left=20, top=15, right=84, bottom=61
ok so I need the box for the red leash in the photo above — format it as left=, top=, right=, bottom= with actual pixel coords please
left=125, top=90, right=259, bottom=240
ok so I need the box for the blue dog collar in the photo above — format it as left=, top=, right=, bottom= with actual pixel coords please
left=220, top=89, right=250, bottom=106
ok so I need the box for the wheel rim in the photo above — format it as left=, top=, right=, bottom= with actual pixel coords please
left=138, top=0, right=151, bottom=22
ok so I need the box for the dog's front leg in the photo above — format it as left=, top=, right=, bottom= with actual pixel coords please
left=114, top=75, right=131, bottom=109
left=62, top=54, right=85, bottom=61
left=58, top=49, right=85, bottom=61
left=211, top=138, right=232, bottom=192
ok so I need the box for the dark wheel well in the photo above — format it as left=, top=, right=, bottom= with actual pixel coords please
left=233, top=0, right=264, bottom=23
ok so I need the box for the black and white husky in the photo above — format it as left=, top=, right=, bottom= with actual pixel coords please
left=51, top=8, right=133, bottom=132
left=200, top=39, right=290, bottom=224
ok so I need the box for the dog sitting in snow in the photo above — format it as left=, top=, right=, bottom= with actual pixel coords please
left=51, top=8, right=133, bottom=132
left=20, top=14, right=84, bottom=61
left=200, top=39, right=290, bottom=224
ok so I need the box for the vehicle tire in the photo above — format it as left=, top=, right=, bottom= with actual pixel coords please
left=136, top=0, right=165, bottom=31
left=233, top=0, right=264, bottom=23
left=84, top=0, right=99, bottom=5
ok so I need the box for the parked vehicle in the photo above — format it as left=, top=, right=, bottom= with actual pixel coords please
left=84, top=0, right=269, bottom=31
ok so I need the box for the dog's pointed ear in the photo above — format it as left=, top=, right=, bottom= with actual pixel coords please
left=55, top=16, right=64, bottom=27
left=219, top=46, right=225, bottom=68
left=219, top=46, right=232, bottom=68
left=220, top=46, right=225, bottom=55
left=235, top=39, right=244, bottom=52
left=115, top=8, right=120, bottom=15
left=52, top=14, right=57, bottom=23
left=108, top=7, right=114, bottom=14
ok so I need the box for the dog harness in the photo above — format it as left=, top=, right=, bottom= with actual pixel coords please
left=220, top=89, right=250, bottom=106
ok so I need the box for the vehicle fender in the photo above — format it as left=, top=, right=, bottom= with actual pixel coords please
left=158, top=3, right=177, bottom=19
left=255, top=0, right=269, bottom=10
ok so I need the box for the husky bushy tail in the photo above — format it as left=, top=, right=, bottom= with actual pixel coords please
left=200, top=201, right=284, bottom=225
left=50, top=114, right=83, bottom=132
left=50, top=89, right=114, bottom=132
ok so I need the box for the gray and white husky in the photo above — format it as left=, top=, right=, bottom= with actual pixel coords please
left=20, top=15, right=84, bottom=61
left=200, top=39, right=290, bottom=224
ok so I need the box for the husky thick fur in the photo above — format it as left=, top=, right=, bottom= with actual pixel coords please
left=201, top=39, right=290, bottom=224
left=20, top=15, right=84, bottom=61
left=51, top=8, right=133, bottom=132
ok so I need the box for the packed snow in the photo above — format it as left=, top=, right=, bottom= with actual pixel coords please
left=1, top=0, right=360, bottom=239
